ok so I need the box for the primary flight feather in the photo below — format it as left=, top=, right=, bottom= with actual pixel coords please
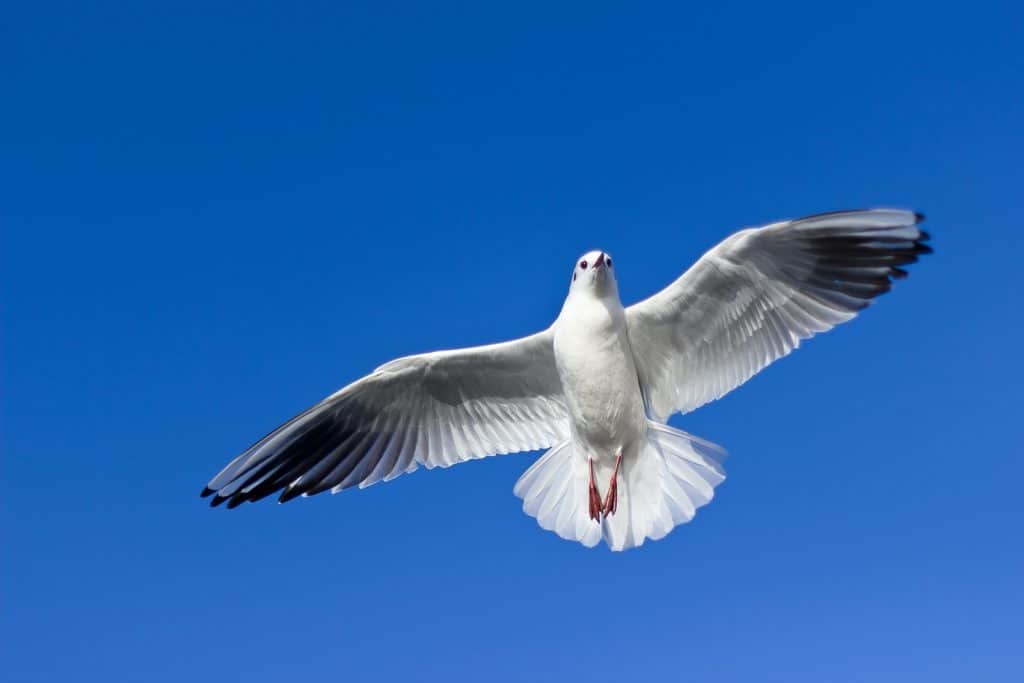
left=203, top=209, right=930, bottom=550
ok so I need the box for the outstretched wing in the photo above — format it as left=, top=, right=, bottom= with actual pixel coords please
left=626, top=209, right=930, bottom=421
left=203, top=330, right=568, bottom=507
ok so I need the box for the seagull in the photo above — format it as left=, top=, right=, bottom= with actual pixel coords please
left=202, top=209, right=930, bottom=551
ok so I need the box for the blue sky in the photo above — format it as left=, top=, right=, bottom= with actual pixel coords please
left=3, top=1, right=1022, bottom=681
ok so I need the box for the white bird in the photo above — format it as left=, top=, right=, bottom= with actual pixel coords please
left=203, top=209, right=930, bottom=551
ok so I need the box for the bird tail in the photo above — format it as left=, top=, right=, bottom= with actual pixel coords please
left=513, top=421, right=727, bottom=551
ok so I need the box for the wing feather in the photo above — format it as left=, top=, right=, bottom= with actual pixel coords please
left=627, top=209, right=930, bottom=420
left=203, top=329, right=568, bottom=506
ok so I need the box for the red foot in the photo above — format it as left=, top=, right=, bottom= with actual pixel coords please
left=602, top=452, right=622, bottom=516
left=588, top=457, right=602, bottom=522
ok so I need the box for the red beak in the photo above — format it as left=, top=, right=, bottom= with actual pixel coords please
left=593, top=252, right=605, bottom=269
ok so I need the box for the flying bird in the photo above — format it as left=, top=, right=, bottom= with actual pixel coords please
left=202, top=209, right=930, bottom=550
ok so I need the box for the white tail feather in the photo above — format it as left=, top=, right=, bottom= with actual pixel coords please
left=514, top=421, right=726, bottom=551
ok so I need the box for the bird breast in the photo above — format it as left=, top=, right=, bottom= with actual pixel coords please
left=553, top=296, right=646, bottom=461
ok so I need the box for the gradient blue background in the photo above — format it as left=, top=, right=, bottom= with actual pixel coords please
left=3, top=2, right=1022, bottom=681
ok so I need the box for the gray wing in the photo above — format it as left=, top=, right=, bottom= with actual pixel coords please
left=626, top=209, right=931, bottom=421
left=203, top=330, right=568, bottom=507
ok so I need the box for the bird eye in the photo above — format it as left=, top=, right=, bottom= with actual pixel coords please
left=607, top=258, right=612, bottom=267
left=580, top=260, right=588, bottom=269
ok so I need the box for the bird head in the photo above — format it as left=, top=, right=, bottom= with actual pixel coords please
left=569, top=250, right=618, bottom=299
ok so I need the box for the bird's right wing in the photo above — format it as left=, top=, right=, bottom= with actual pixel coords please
left=202, top=330, right=569, bottom=507
left=626, top=209, right=930, bottom=421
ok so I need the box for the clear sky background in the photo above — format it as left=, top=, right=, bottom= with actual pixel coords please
left=3, top=2, right=1022, bottom=681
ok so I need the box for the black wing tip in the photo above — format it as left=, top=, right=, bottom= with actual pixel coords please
left=203, top=477, right=311, bottom=510
left=211, top=491, right=262, bottom=509
left=801, top=208, right=932, bottom=308
left=204, top=484, right=250, bottom=508
left=278, top=486, right=305, bottom=504
left=914, top=210, right=932, bottom=252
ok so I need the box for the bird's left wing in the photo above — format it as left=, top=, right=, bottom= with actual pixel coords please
left=626, top=209, right=930, bottom=421
left=203, top=330, right=568, bottom=507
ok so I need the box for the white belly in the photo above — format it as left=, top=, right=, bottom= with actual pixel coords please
left=553, top=297, right=646, bottom=464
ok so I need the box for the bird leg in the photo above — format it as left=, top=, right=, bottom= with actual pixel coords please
left=588, top=457, right=603, bottom=522
left=602, top=452, right=622, bottom=517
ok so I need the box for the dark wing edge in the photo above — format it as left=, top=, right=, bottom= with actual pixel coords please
left=201, top=331, right=568, bottom=508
